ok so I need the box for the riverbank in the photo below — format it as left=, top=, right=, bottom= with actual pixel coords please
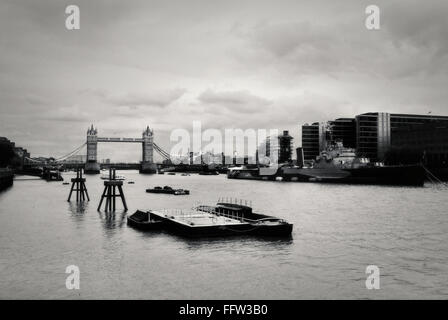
left=0, top=168, right=13, bottom=191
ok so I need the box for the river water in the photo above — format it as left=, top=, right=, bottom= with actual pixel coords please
left=0, top=170, right=447, bottom=299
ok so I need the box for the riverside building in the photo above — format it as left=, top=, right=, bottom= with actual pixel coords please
left=301, top=112, right=448, bottom=162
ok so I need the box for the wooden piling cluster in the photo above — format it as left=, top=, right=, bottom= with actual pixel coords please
left=67, top=168, right=90, bottom=201
left=97, top=168, right=128, bottom=212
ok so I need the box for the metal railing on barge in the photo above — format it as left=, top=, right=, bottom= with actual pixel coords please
left=153, top=197, right=280, bottom=225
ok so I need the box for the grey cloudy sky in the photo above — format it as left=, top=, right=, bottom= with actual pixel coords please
left=1, top=0, right=447, bottom=161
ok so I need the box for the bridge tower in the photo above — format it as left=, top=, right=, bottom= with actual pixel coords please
left=140, top=126, right=157, bottom=173
left=85, top=124, right=100, bottom=174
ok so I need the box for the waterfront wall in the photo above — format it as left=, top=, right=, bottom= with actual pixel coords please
left=0, top=168, right=14, bottom=191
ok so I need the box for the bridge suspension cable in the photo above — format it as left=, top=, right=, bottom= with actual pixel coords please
left=153, top=142, right=171, bottom=160
left=54, top=142, right=87, bottom=162
left=23, top=142, right=87, bottom=164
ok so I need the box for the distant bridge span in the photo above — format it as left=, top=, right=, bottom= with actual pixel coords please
left=85, top=125, right=168, bottom=174
left=24, top=125, right=172, bottom=174
left=97, top=137, right=143, bottom=143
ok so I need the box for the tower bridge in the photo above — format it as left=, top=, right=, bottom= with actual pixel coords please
left=21, top=124, right=173, bottom=176
left=85, top=125, right=157, bottom=174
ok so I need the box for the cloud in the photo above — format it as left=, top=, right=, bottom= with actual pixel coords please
left=228, top=0, right=448, bottom=81
left=2, top=0, right=448, bottom=160
left=198, top=89, right=272, bottom=114
left=108, top=88, right=186, bottom=108
left=38, top=105, right=91, bottom=122
left=24, top=94, right=48, bottom=107
left=384, top=1, right=448, bottom=51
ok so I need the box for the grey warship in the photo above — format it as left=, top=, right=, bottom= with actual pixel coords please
left=228, top=141, right=426, bottom=186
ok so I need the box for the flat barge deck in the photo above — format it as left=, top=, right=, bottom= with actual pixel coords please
left=128, top=202, right=293, bottom=237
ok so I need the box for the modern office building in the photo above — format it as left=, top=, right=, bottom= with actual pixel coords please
left=355, top=112, right=391, bottom=160
left=302, top=112, right=448, bottom=162
left=391, top=121, right=448, bottom=168
left=301, top=122, right=327, bottom=161
left=356, top=112, right=448, bottom=160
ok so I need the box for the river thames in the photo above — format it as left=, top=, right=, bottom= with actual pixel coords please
left=0, top=170, right=447, bottom=299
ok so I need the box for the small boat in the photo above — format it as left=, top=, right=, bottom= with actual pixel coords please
left=101, top=173, right=125, bottom=180
left=62, top=182, right=70, bottom=185
left=181, top=173, right=190, bottom=176
left=127, top=210, right=165, bottom=230
left=146, top=186, right=190, bottom=195
left=42, top=167, right=63, bottom=181
left=167, top=172, right=176, bottom=175
left=128, top=181, right=135, bottom=184
left=44, top=175, right=63, bottom=182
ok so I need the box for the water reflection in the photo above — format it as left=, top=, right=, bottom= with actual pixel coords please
left=68, top=201, right=89, bottom=221
left=170, top=234, right=293, bottom=251
left=133, top=227, right=294, bottom=250
left=98, top=210, right=128, bottom=230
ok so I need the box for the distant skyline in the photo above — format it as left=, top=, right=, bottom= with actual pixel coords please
left=1, top=0, right=448, bottom=161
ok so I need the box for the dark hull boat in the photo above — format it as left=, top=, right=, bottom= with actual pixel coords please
left=280, top=164, right=426, bottom=186
left=228, top=164, right=425, bottom=186
left=127, top=210, right=166, bottom=230
left=198, top=171, right=219, bottom=175
left=42, top=167, right=64, bottom=181
left=146, top=186, right=190, bottom=195
left=127, top=200, right=293, bottom=238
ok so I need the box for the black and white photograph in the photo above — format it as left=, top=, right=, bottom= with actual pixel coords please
left=1, top=0, right=448, bottom=311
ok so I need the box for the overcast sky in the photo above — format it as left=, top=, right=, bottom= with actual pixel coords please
left=1, top=0, right=447, bottom=161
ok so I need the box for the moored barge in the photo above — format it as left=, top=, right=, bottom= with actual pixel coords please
left=127, top=199, right=293, bottom=237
